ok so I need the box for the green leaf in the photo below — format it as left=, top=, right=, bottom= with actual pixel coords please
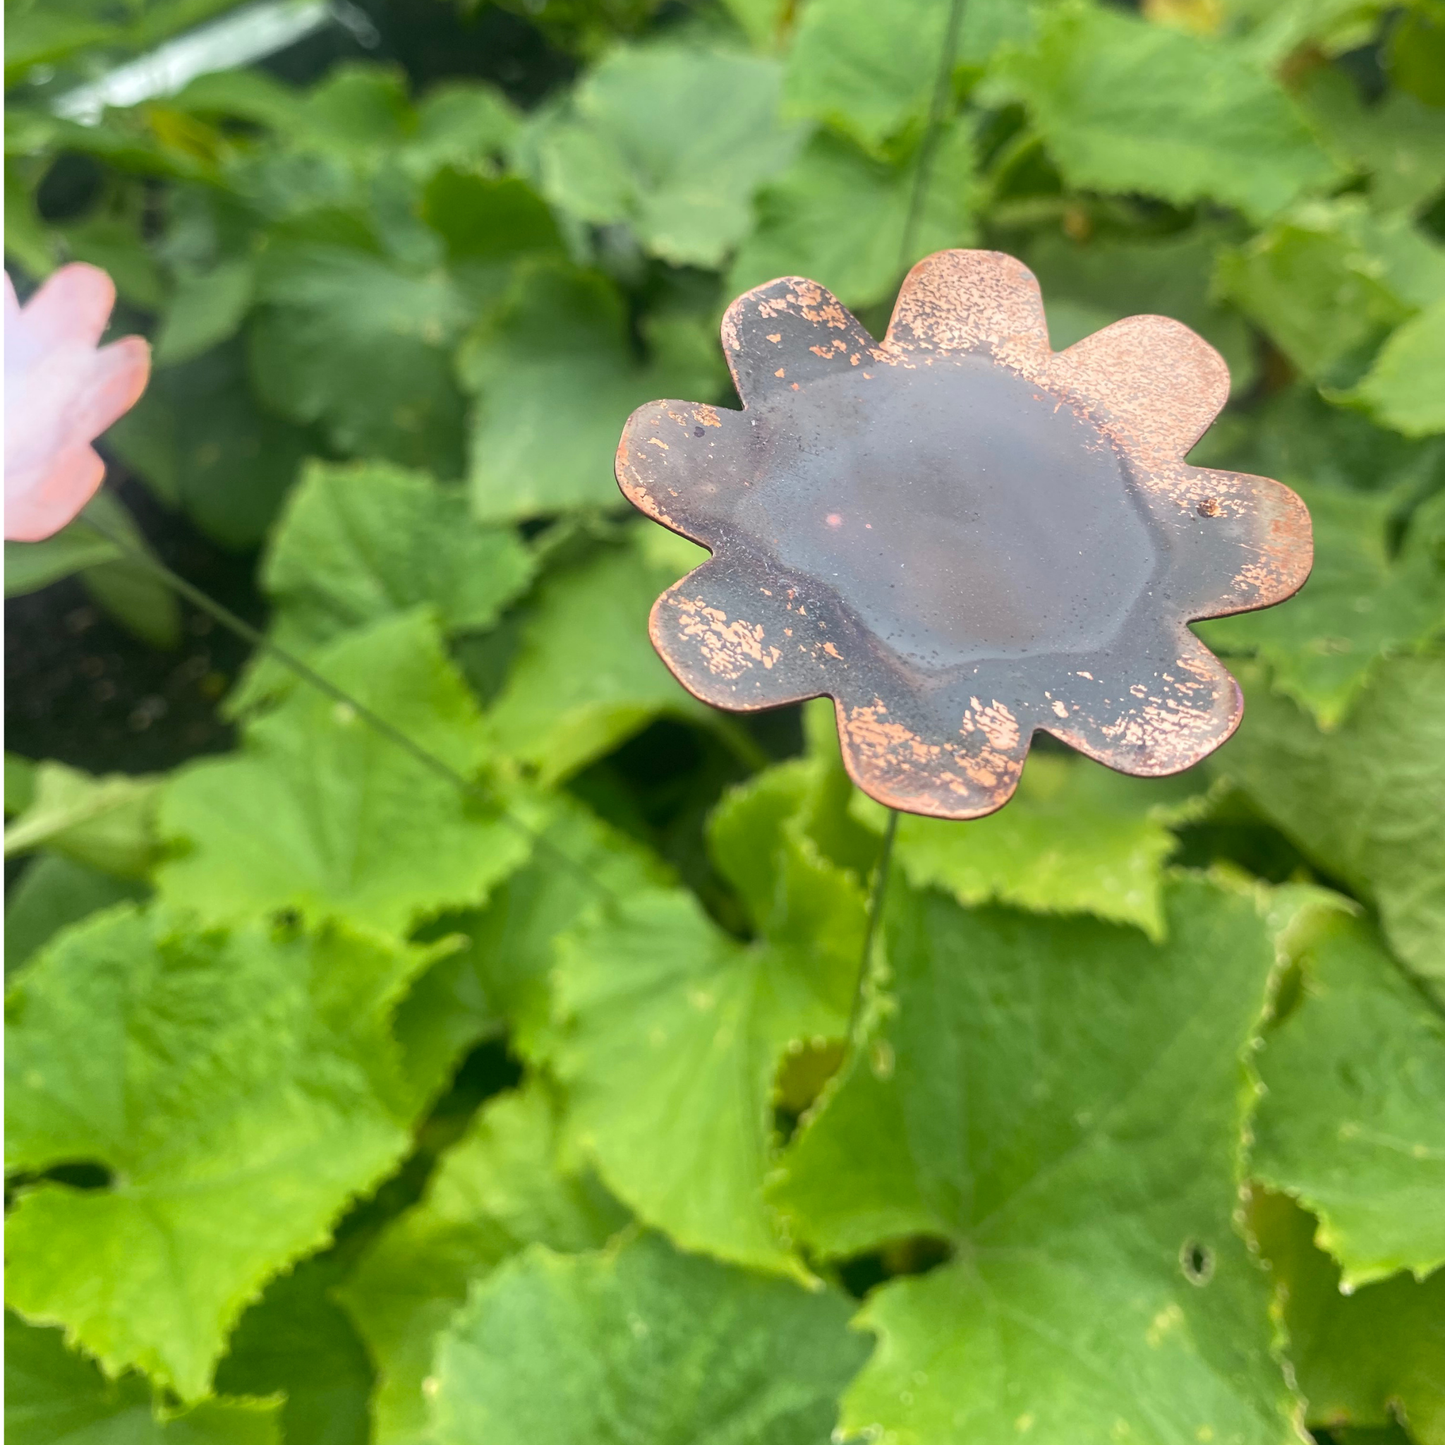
left=1024, top=226, right=1256, bottom=390
left=485, top=527, right=713, bottom=783
left=854, top=751, right=1208, bottom=940
left=782, top=0, right=954, bottom=149
left=1350, top=297, right=1445, bottom=439
left=551, top=764, right=865, bottom=1272
left=782, top=0, right=1032, bottom=149
left=534, top=42, right=804, bottom=267
left=231, top=460, right=535, bottom=711
left=155, top=258, right=256, bottom=367
left=158, top=611, right=531, bottom=935
left=6, top=752, right=37, bottom=815
left=3, top=761, right=160, bottom=879
left=1250, top=909, right=1445, bottom=1285
left=4, top=525, right=122, bottom=599
left=428, top=1231, right=870, bottom=1445
left=461, top=260, right=724, bottom=521
left=727, top=121, right=977, bottom=311
left=75, top=492, right=183, bottom=652
left=4, top=1312, right=281, bottom=1445
left=398, top=792, right=669, bottom=1077
left=988, top=4, right=1338, bottom=221
left=1196, top=482, right=1445, bottom=728
left=108, top=341, right=312, bottom=551
left=1249, top=1192, right=1445, bottom=1444
left=772, top=877, right=1291, bottom=1445
left=1217, top=657, right=1445, bottom=981
left=5, top=855, right=148, bottom=979
left=248, top=244, right=471, bottom=476
left=1215, top=200, right=1445, bottom=378
left=5, top=906, right=435, bottom=1399
left=1296, top=66, right=1445, bottom=216
left=337, top=1084, right=626, bottom=1445
left=214, top=1257, right=373, bottom=1445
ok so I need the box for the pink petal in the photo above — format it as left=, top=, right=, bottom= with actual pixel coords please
left=4, top=265, right=151, bottom=541
left=4, top=442, right=105, bottom=543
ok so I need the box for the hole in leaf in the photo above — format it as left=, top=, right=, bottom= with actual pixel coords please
left=837, top=1236, right=954, bottom=1299
left=1180, top=1238, right=1214, bottom=1285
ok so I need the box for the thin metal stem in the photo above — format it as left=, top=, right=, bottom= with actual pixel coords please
left=898, top=0, right=968, bottom=277
left=849, top=807, right=900, bottom=1040
left=78, top=511, right=615, bottom=904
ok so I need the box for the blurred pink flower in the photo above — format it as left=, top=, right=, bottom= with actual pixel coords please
left=5, top=263, right=150, bottom=541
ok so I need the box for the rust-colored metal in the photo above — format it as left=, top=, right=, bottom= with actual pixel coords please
left=616, top=249, right=1313, bottom=820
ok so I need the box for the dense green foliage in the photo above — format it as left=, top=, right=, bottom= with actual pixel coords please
left=5, top=0, right=1445, bottom=1441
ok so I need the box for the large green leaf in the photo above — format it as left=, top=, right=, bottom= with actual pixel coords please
left=158, top=611, right=531, bottom=935
left=727, top=121, right=977, bottom=311
left=1250, top=909, right=1445, bottom=1284
left=4, top=1312, right=280, bottom=1445
left=427, top=1231, right=870, bottom=1445
left=232, top=460, right=535, bottom=710
left=1350, top=297, right=1445, bottom=439
left=485, top=527, right=714, bottom=783
left=1216, top=657, right=1445, bottom=981
left=772, top=877, right=1291, bottom=1445
left=337, top=1084, right=626, bottom=1445
left=1197, top=482, right=1445, bottom=728
left=213, top=1257, right=373, bottom=1445
left=461, top=261, right=724, bottom=520
left=534, top=42, right=804, bottom=267
left=3, top=525, right=121, bottom=599
left=853, top=751, right=1207, bottom=940
left=1249, top=1193, right=1445, bottom=1444
left=5, top=906, right=435, bottom=1399
left=248, top=244, right=471, bottom=476
left=987, top=4, right=1338, bottom=221
left=550, top=761, right=866, bottom=1272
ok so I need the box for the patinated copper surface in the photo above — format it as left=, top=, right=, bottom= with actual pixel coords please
left=616, top=249, right=1313, bottom=820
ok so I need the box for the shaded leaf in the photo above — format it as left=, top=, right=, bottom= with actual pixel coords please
left=4, top=525, right=122, bottom=599
left=5, top=854, right=147, bottom=978
left=3, top=760, right=160, bottom=880
left=4, top=1312, right=280, bottom=1445
left=1249, top=1192, right=1445, bottom=1445
left=1251, top=909, right=1445, bottom=1285
left=428, top=1232, right=869, bottom=1445
left=1197, top=482, right=1445, bottom=728
left=1216, top=657, right=1445, bottom=980
left=337, top=1084, right=626, bottom=1445
left=1350, top=297, right=1445, bottom=439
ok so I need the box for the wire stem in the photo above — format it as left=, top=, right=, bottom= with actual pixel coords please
left=78, top=509, right=615, bottom=904
left=897, top=0, right=968, bottom=277
left=849, top=807, right=900, bottom=1041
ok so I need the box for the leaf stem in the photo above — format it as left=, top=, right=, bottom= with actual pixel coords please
left=897, top=0, right=968, bottom=277
left=78, top=509, right=616, bottom=904
left=849, top=806, right=900, bottom=1041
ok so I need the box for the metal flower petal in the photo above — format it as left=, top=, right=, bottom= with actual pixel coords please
left=616, top=250, right=1312, bottom=820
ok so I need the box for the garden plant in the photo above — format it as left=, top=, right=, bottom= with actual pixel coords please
left=4, top=0, right=1445, bottom=1442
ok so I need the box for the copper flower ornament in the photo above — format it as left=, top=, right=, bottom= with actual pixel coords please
left=616, top=250, right=1312, bottom=820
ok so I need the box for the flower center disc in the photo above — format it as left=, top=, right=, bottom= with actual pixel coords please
left=735, top=355, right=1160, bottom=670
